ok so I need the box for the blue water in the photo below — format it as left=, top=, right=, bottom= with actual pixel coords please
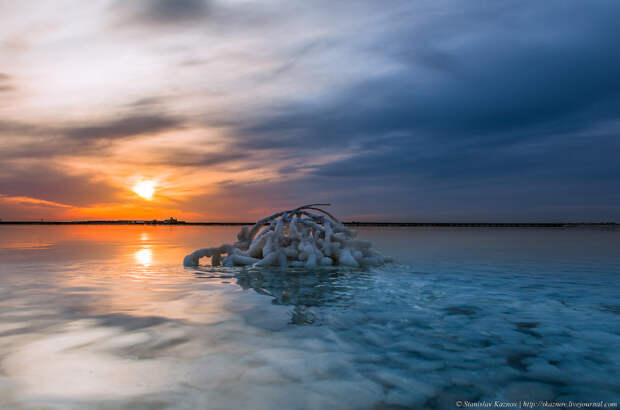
left=0, top=226, right=618, bottom=409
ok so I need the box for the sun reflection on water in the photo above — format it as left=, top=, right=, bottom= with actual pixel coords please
left=134, top=248, right=152, bottom=266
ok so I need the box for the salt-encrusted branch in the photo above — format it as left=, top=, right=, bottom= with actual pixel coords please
left=183, top=205, right=392, bottom=268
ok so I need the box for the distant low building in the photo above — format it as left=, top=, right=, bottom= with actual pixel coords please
left=163, top=217, right=186, bottom=224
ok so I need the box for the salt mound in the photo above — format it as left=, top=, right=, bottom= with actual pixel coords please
left=183, top=204, right=391, bottom=268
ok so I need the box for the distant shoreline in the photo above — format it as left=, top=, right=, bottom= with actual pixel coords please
left=0, top=221, right=617, bottom=228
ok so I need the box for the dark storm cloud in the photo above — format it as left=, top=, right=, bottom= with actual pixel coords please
left=0, top=113, right=182, bottom=141
left=232, top=0, right=620, bottom=186
left=0, top=72, right=14, bottom=92
left=0, top=165, right=120, bottom=206
left=115, top=0, right=210, bottom=25
left=179, top=0, right=619, bottom=220
left=0, top=120, right=39, bottom=136
left=192, top=147, right=620, bottom=222
left=129, top=96, right=163, bottom=107
left=63, top=114, right=182, bottom=140
left=140, top=148, right=246, bottom=168
left=0, top=113, right=184, bottom=160
left=311, top=132, right=620, bottom=182
left=241, top=7, right=620, bottom=147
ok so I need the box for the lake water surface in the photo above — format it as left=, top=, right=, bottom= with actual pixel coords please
left=0, top=225, right=618, bottom=409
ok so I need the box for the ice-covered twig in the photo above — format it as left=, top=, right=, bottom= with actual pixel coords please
left=183, top=205, right=392, bottom=268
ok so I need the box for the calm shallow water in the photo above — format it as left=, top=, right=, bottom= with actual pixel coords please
left=0, top=225, right=618, bottom=409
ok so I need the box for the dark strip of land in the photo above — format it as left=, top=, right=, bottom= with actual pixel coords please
left=345, top=222, right=618, bottom=227
left=0, top=221, right=617, bottom=228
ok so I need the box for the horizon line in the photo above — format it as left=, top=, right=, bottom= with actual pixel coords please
left=0, top=220, right=618, bottom=227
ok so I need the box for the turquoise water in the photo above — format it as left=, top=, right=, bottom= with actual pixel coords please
left=0, top=226, right=618, bottom=409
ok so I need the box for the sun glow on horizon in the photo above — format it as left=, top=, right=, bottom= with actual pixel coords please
left=133, top=180, right=156, bottom=200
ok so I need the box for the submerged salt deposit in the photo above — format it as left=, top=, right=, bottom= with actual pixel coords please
left=183, top=204, right=391, bottom=268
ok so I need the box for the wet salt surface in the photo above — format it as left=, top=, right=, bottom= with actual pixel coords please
left=0, top=226, right=619, bottom=409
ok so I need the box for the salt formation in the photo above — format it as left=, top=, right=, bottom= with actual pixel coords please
left=183, top=204, right=391, bottom=268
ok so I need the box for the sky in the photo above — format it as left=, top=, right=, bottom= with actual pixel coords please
left=1, top=0, right=619, bottom=222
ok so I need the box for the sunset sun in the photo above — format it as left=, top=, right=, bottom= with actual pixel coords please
left=132, top=180, right=156, bottom=200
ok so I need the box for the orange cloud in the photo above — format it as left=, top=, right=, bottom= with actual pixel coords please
left=0, top=194, right=72, bottom=208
